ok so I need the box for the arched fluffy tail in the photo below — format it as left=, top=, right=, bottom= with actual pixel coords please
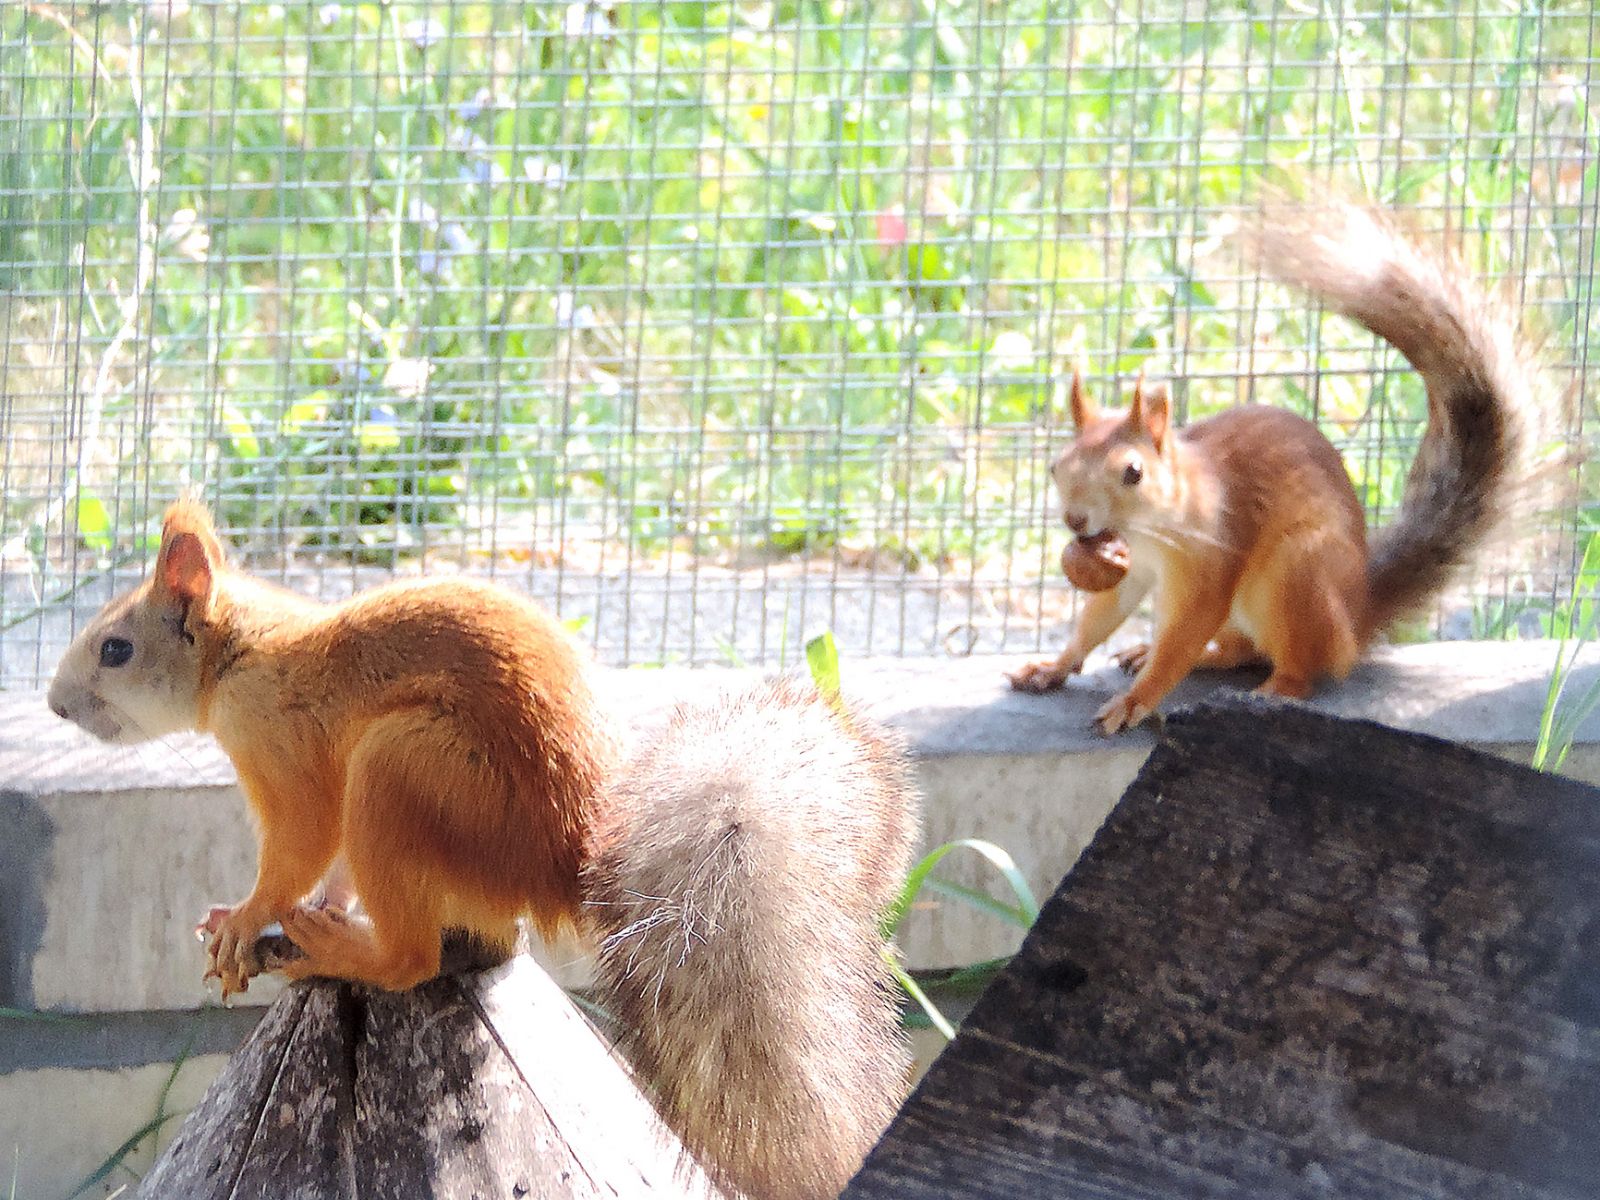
left=1245, top=199, right=1535, bottom=638
left=583, top=679, right=919, bottom=1200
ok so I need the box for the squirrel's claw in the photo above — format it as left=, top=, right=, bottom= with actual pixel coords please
left=1093, top=689, right=1151, bottom=735
left=204, top=907, right=269, bottom=999
left=1006, top=656, right=1083, bottom=694
left=194, top=903, right=234, bottom=942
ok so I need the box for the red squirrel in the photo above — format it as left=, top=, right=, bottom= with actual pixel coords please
left=1010, top=200, right=1537, bottom=733
left=46, top=503, right=919, bottom=1200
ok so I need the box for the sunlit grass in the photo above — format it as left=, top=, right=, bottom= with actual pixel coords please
left=4, top=2, right=1589, bottom=587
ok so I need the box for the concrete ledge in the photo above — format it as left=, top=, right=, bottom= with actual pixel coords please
left=3, top=640, right=1597, bottom=1018
left=2, top=1054, right=231, bottom=1199
left=1, top=642, right=1596, bottom=1019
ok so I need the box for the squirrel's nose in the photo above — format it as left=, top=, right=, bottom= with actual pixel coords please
left=49, top=699, right=69, bottom=720
left=1065, top=512, right=1088, bottom=534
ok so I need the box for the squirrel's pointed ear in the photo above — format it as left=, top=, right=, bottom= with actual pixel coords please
left=1135, top=380, right=1172, bottom=450
left=1068, top=367, right=1097, bottom=431
left=1127, top=370, right=1147, bottom=426
left=155, top=502, right=221, bottom=604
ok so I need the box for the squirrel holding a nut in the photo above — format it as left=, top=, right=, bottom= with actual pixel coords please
left=1011, top=199, right=1544, bottom=733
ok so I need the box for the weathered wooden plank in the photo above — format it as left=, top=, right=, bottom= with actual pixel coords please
left=221, top=985, right=354, bottom=1200
left=140, top=955, right=725, bottom=1198
left=469, top=957, right=723, bottom=1199
left=847, top=696, right=1600, bottom=1200
left=137, top=985, right=348, bottom=1200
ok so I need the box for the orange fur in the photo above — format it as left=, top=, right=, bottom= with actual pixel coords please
left=50, top=502, right=611, bottom=995
left=1010, top=200, right=1536, bottom=732
left=50, top=507, right=924, bottom=1199
left=1011, top=392, right=1393, bottom=732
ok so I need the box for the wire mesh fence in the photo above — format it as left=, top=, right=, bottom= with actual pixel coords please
left=2, top=1, right=1596, bottom=688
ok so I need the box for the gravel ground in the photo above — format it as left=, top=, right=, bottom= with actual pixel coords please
left=1, top=548, right=1532, bottom=692
left=1, top=554, right=1087, bottom=690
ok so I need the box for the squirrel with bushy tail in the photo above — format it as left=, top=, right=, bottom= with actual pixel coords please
left=48, top=510, right=920, bottom=1200
left=1013, top=197, right=1552, bottom=733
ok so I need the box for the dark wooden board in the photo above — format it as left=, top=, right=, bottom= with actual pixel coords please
left=135, top=986, right=350, bottom=1200
left=846, top=696, right=1600, bottom=1199
left=139, top=958, right=723, bottom=1199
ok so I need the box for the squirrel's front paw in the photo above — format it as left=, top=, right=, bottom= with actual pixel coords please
left=1093, top=689, right=1152, bottom=735
left=204, top=906, right=270, bottom=999
left=194, top=903, right=234, bottom=942
left=1007, top=657, right=1083, bottom=694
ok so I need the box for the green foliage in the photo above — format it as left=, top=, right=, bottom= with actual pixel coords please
left=4, top=3, right=1587, bottom=578
left=803, top=629, right=841, bottom=702
left=1534, top=532, right=1600, bottom=773
left=882, top=836, right=1040, bottom=941
left=884, top=837, right=1041, bottom=1039
left=804, top=626, right=1037, bottom=1037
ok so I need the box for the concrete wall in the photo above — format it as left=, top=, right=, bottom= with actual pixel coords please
left=3, top=642, right=1597, bottom=1197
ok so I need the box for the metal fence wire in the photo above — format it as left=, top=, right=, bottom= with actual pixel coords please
left=2, top=1, right=1596, bottom=687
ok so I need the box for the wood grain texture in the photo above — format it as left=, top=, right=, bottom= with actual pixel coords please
left=138, top=957, right=725, bottom=1199
left=846, top=695, right=1600, bottom=1199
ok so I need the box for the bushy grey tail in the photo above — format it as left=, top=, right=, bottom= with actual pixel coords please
left=1245, top=199, right=1534, bottom=638
left=583, top=678, right=919, bottom=1200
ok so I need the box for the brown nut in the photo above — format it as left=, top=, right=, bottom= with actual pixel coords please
left=1061, top=531, right=1131, bottom=592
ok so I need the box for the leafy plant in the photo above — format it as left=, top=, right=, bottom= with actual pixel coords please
left=803, top=630, right=842, bottom=704
left=1534, top=532, right=1600, bottom=773
left=7, top=2, right=1580, bottom=596
left=60, top=1028, right=194, bottom=1200
left=881, top=838, right=1041, bottom=1040
left=803, top=627, right=1039, bottom=1039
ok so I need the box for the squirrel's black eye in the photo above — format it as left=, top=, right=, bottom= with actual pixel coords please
left=99, top=637, right=134, bottom=669
left=1122, top=461, right=1144, bottom=487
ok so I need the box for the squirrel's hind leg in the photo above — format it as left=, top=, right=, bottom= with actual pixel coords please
left=277, top=715, right=460, bottom=991
left=1246, top=540, right=1364, bottom=700
left=279, top=875, right=443, bottom=992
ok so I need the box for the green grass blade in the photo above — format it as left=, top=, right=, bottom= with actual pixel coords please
left=804, top=630, right=841, bottom=702
left=147, top=1023, right=198, bottom=1166
left=925, top=878, right=1033, bottom=929
left=60, top=1016, right=200, bottom=1198
left=1534, top=628, right=1575, bottom=772
left=886, top=953, right=955, bottom=1041
left=1535, top=531, right=1600, bottom=771
left=882, top=838, right=1040, bottom=939
left=927, top=955, right=1014, bottom=994
left=712, top=635, right=747, bottom=669
left=1547, top=667, right=1600, bottom=773
left=63, top=1111, right=179, bottom=1200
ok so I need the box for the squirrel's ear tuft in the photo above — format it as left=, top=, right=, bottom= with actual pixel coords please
left=1068, top=367, right=1098, bottom=431
left=156, top=501, right=222, bottom=604
left=1127, top=373, right=1171, bottom=451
